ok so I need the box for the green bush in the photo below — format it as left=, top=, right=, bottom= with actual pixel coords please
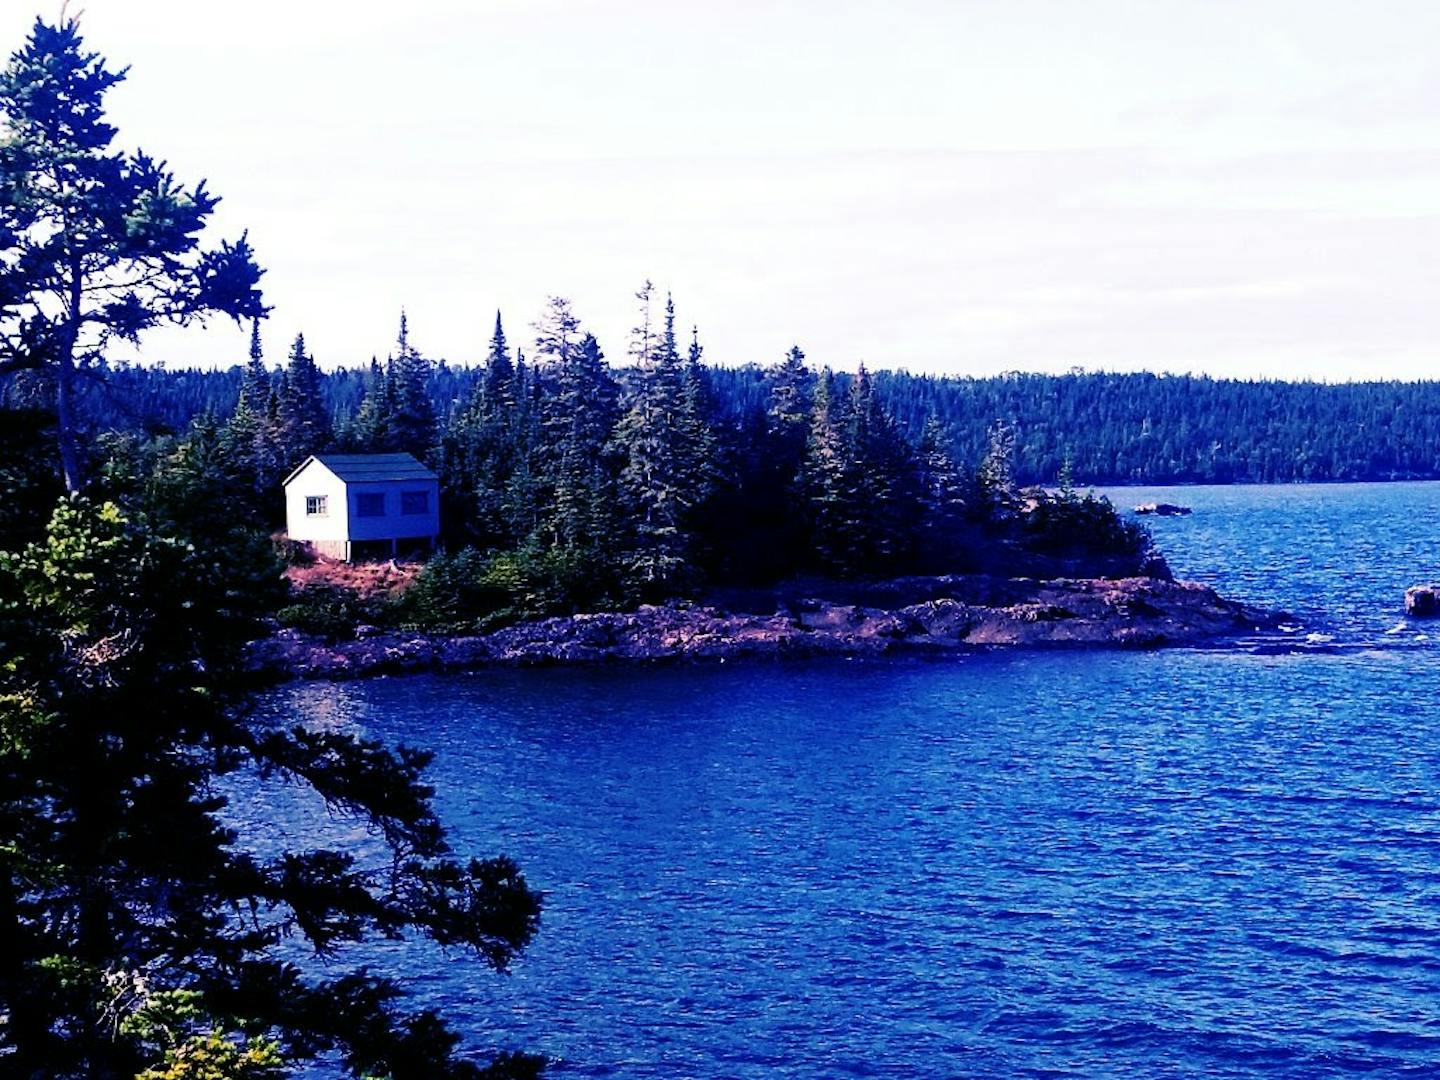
left=394, top=544, right=627, bottom=634
left=395, top=548, right=507, bottom=633
left=1022, top=490, right=1153, bottom=562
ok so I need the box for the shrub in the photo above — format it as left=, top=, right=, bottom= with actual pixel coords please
left=1021, top=490, right=1154, bottom=566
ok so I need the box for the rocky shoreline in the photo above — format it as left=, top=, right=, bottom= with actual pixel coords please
left=247, top=574, right=1284, bottom=681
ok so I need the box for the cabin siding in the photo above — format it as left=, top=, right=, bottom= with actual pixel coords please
left=284, top=460, right=350, bottom=546
left=282, top=453, right=440, bottom=561
left=344, top=480, right=440, bottom=542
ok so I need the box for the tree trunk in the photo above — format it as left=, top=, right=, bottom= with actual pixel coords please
left=57, top=256, right=84, bottom=493
left=55, top=346, right=82, bottom=493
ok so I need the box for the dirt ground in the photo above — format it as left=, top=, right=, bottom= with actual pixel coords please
left=283, top=557, right=422, bottom=599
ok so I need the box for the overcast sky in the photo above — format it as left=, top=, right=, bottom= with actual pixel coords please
left=5, top=0, right=1440, bottom=378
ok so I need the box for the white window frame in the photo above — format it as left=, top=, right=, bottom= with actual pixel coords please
left=305, top=495, right=328, bottom=517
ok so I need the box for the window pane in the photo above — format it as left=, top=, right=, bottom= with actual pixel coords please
left=356, top=493, right=385, bottom=517
left=401, top=490, right=428, bottom=515
left=305, top=496, right=327, bottom=516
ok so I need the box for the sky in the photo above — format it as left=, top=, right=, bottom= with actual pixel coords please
left=4, top=0, right=1440, bottom=379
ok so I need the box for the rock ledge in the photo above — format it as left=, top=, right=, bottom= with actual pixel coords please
left=247, top=575, right=1284, bottom=681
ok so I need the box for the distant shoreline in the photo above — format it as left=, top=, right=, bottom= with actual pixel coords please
left=247, top=574, right=1287, bottom=682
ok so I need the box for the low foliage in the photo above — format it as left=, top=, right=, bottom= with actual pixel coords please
left=0, top=496, right=545, bottom=1077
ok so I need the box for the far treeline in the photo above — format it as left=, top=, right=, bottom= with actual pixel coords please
left=28, top=353, right=1440, bottom=487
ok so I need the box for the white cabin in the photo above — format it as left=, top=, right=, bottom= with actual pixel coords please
left=283, top=452, right=440, bottom=561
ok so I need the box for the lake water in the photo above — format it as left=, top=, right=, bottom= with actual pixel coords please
left=264, top=482, right=1440, bottom=1078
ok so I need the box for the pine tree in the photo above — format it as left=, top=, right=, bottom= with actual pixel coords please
left=275, top=331, right=329, bottom=464
left=480, top=311, right=516, bottom=421
left=219, top=321, right=277, bottom=510
left=628, top=280, right=656, bottom=368
left=978, top=418, right=1019, bottom=518
left=916, top=415, right=968, bottom=569
left=0, top=17, right=266, bottom=490
left=503, top=346, right=543, bottom=543
left=801, top=368, right=855, bottom=574
left=843, top=363, right=916, bottom=568
left=549, top=333, right=619, bottom=553
left=387, top=311, right=437, bottom=459
left=614, top=293, right=697, bottom=592
left=437, top=313, right=523, bottom=548
left=532, top=300, right=619, bottom=567
left=767, top=345, right=813, bottom=448
left=680, top=326, right=720, bottom=509
left=350, top=357, right=395, bottom=452
left=233, top=322, right=270, bottom=428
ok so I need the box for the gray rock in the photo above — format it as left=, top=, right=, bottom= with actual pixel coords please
left=246, top=576, right=1288, bottom=681
left=1406, top=584, right=1440, bottom=617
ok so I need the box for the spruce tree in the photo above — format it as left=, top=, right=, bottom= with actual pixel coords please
left=351, top=357, right=395, bottom=452
left=0, top=18, right=267, bottom=490
left=801, top=368, right=856, bottom=574
left=219, top=322, right=275, bottom=509
left=978, top=418, right=1019, bottom=519
left=549, top=333, right=619, bottom=555
left=231, top=321, right=271, bottom=435
left=503, top=346, right=543, bottom=544
left=276, top=331, right=329, bottom=463
left=480, top=311, right=516, bottom=420
left=766, top=345, right=813, bottom=451
left=680, top=326, right=720, bottom=512
left=916, top=415, right=968, bottom=569
left=614, top=293, right=697, bottom=592
left=532, top=300, right=620, bottom=582
left=387, top=311, right=437, bottom=459
left=438, top=313, right=522, bottom=549
left=843, top=363, right=916, bottom=568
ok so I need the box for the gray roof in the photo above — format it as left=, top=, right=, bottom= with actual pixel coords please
left=291, top=453, right=437, bottom=484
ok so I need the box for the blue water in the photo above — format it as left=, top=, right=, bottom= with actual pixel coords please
left=262, top=483, right=1440, bottom=1077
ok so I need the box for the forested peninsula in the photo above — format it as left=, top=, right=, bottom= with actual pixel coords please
left=5, top=294, right=1289, bottom=675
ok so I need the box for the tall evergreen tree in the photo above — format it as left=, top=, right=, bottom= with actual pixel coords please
left=766, top=345, right=814, bottom=451
left=548, top=333, right=619, bottom=554
left=531, top=300, right=620, bottom=569
left=614, top=293, right=699, bottom=592
left=480, top=311, right=516, bottom=420
left=843, top=363, right=917, bottom=568
left=628, top=280, right=656, bottom=368
left=350, top=357, right=395, bottom=452
left=233, top=322, right=270, bottom=429
left=0, top=18, right=266, bottom=491
left=222, top=320, right=268, bottom=440
left=801, top=368, right=856, bottom=574
left=387, top=311, right=437, bottom=459
left=438, top=313, right=523, bottom=549
left=916, top=415, right=969, bottom=569
left=978, top=418, right=1019, bottom=517
left=680, top=326, right=720, bottom=509
left=275, top=331, right=329, bottom=463
left=219, top=322, right=278, bottom=512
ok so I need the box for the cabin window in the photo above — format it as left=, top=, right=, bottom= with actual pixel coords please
left=356, top=493, right=385, bottom=517
left=305, top=496, right=327, bottom=517
left=401, top=490, right=429, bottom=515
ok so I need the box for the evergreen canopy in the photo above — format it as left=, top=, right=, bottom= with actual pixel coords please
left=0, top=17, right=266, bottom=490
